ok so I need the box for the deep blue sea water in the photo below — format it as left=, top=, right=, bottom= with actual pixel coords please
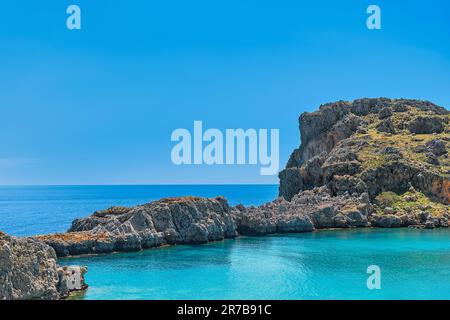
left=3, top=185, right=450, bottom=300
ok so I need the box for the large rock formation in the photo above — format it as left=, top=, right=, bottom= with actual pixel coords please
left=0, top=231, right=87, bottom=300
left=36, top=190, right=372, bottom=257
left=232, top=187, right=369, bottom=235
left=35, top=196, right=238, bottom=257
left=277, top=98, right=449, bottom=229
left=279, top=98, right=449, bottom=204
left=3, top=98, right=447, bottom=300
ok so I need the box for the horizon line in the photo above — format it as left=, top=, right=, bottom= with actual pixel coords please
left=0, top=183, right=279, bottom=187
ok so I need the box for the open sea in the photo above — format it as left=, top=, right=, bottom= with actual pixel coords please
left=2, top=185, right=450, bottom=300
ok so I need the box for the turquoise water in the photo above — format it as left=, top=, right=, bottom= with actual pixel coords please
left=0, top=185, right=277, bottom=236
left=62, top=228, right=450, bottom=300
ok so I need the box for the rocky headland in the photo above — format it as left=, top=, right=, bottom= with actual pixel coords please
left=0, top=231, right=87, bottom=300
left=2, top=98, right=449, bottom=299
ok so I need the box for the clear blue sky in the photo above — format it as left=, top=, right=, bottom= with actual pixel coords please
left=0, top=0, right=449, bottom=185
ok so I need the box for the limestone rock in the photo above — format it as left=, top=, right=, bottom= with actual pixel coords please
left=378, top=107, right=393, bottom=119
left=376, top=118, right=396, bottom=134
left=232, top=188, right=370, bottom=235
left=36, top=196, right=238, bottom=257
left=0, top=231, right=86, bottom=300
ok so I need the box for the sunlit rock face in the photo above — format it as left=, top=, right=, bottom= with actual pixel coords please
left=0, top=231, right=87, bottom=300
left=279, top=98, right=449, bottom=205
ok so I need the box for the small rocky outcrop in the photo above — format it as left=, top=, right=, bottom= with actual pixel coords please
left=35, top=196, right=238, bottom=257
left=278, top=98, right=449, bottom=229
left=0, top=231, right=87, bottom=300
left=407, top=116, right=446, bottom=134
left=35, top=191, right=370, bottom=257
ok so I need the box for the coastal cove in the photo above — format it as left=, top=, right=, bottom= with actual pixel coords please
left=61, top=228, right=450, bottom=300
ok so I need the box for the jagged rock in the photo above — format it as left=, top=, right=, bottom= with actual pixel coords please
left=278, top=98, right=448, bottom=230
left=371, top=214, right=404, bottom=228
left=231, top=198, right=314, bottom=235
left=425, top=139, right=447, bottom=156
left=403, top=194, right=417, bottom=202
left=278, top=167, right=304, bottom=202
left=232, top=188, right=370, bottom=234
left=399, top=214, right=419, bottom=226
left=26, top=98, right=448, bottom=262
left=300, top=152, right=326, bottom=187
left=378, top=107, right=393, bottom=119
left=280, top=99, right=448, bottom=202
left=425, top=217, right=440, bottom=229
left=408, top=116, right=446, bottom=134
left=327, top=175, right=367, bottom=196
left=426, top=153, right=440, bottom=165
left=0, top=231, right=86, bottom=300
left=35, top=196, right=238, bottom=257
left=376, top=118, right=396, bottom=134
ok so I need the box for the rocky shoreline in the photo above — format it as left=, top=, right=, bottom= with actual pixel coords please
left=1, top=98, right=448, bottom=299
left=30, top=189, right=370, bottom=257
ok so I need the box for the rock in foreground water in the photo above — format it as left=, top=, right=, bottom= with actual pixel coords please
left=0, top=231, right=87, bottom=300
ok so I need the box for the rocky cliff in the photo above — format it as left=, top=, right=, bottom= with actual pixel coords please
left=279, top=98, right=449, bottom=227
left=0, top=231, right=87, bottom=300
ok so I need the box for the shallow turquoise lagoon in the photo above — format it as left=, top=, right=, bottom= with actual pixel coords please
left=62, top=228, right=450, bottom=300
